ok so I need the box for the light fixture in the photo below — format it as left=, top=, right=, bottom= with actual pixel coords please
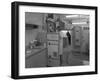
left=66, top=15, right=79, bottom=18
left=72, top=22, right=87, bottom=25
left=66, top=15, right=89, bottom=19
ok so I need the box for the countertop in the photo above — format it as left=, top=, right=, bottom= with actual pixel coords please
left=25, top=46, right=46, bottom=59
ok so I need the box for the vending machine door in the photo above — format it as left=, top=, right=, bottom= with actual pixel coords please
left=47, top=33, right=60, bottom=66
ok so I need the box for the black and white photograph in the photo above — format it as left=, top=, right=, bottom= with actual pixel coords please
left=25, top=12, right=90, bottom=68
left=11, top=1, right=97, bottom=79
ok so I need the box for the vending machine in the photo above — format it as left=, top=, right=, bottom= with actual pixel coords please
left=47, top=33, right=61, bottom=66
left=45, top=13, right=63, bottom=66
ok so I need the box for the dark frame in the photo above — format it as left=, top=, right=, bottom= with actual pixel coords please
left=11, top=1, right=98, bottom=79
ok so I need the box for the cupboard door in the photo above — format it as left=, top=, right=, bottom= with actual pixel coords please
left=72, top=26, right=82, bottom=55
left=74, top=26, right=82, bottom=46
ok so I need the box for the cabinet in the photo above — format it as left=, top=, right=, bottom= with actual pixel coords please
left=72, top=26, right=82, bottom=55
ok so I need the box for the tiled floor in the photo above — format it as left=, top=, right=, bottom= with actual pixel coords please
left=25, top=45, right=89, bottom=68
left=61, top=45, right=89, bottom=66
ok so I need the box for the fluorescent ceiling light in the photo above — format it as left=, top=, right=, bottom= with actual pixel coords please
left=72, top=22, right=87, bottom=24
left=66, top=15, right=89, bottom=19
left=66, top=15, right=79, bottom=18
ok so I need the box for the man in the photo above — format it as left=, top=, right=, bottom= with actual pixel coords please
left=66, top=31, right=71, bottom=45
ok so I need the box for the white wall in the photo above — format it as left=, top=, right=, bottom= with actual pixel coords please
left=25, top=12, right=43, bottom=25
left=0, top=0, right=99, bottom=81
left=25, top=13, right=43, bottom=46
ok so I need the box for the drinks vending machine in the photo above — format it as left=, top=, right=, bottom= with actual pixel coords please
left=47, top=33, right=62, bottom=67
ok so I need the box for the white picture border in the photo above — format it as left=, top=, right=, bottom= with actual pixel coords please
left=19, top=5, right=95, bottom=76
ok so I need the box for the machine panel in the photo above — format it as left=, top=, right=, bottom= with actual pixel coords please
left=47, top=33, right=60, bottom=66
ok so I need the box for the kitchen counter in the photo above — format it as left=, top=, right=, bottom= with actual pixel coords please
left=25, top=46, right=47, bottom=59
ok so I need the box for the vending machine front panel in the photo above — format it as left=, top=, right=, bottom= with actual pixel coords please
left=47, top=33, right=60, bottom=66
